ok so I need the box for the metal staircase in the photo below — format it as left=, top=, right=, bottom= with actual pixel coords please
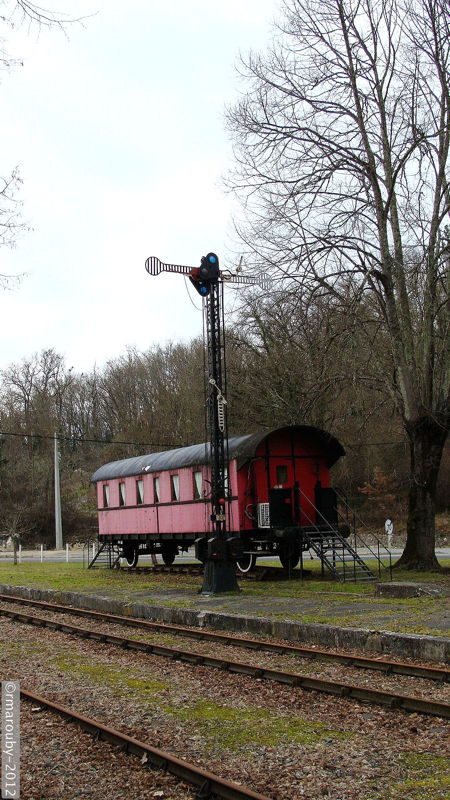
left=87, top=541, right=122, bottom=569
left=296, top=486, right=392, bottom=583
left=302, top=527, right=376, bottom=582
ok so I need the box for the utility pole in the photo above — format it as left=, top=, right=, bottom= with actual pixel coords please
left=54, top=432, right=63, bottom=550
left=145, top=253, right=267, bottom=593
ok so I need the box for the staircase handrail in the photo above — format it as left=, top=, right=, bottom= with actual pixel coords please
left=87, top=540, right=122, bottom=569
left=297, top=486, right=392, bottom=578
left=82, top=537, right=95, bottom=568
left=295, top=488, right=375, bottom=580
left=334, top=488, right=393, bottom=578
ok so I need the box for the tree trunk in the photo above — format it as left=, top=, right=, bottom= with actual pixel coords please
left=395, top=417, right=447, bottom=570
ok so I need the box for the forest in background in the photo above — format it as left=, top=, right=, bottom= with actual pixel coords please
left=0, top=287, right=448, bottom=547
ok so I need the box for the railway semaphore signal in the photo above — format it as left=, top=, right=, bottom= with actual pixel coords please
left=189, top=252, right=220, bottom=296
left=145, top=252, right=267, bottom=594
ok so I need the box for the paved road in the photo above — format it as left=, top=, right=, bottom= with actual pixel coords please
left=1, top=546, right=449, bottom=563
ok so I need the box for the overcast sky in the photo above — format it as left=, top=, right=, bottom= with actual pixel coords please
left=0, top=0, right=279, bottom=373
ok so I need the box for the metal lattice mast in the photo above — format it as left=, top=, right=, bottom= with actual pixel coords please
left=205, top=281, right=229, bottom=537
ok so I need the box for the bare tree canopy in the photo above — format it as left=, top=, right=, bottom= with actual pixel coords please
left=227, top=0, right=450, bottom=568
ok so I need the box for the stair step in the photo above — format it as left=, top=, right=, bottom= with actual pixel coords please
left=304, top=528, right=376, bottom=583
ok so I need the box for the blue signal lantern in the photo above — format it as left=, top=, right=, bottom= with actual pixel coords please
left=199, top=252, right=220, bottom=282
left=189, top=252, right=220, bottom=296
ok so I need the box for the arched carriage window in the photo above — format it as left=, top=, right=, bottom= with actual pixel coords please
left=170, top=474, right=180, bottom=501
left=224, top=466, right=229, bottom=495
left=102, top=484, right=110, bottom=508
left=276, top=466, right=288, bottom=485
left=119, top=482, right=126, bottom=506
left=193, top=470, right=202, bottom=499
left=153, top=476, right=160, bottom=503
left=136, top=479, right=144, bottom=505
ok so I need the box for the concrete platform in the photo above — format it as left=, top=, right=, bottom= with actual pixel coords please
left=1, top=583, right=448, bottom=664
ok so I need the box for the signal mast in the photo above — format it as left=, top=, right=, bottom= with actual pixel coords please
left=145, top=253, right=267, bottom=593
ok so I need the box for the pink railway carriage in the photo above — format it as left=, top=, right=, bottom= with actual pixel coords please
left=91, top=424, right=345, bottom=571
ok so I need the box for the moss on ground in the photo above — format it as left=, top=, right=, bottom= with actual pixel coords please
left=364, top=752, right=450, bottom=799
left=172, top=698, right=352, bottom=752
left=52, top=651, right=168, bottom=697
left=45, top=645, right=351, bottom=752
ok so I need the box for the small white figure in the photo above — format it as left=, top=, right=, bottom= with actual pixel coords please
left=385, top=518, right=394, bottom=548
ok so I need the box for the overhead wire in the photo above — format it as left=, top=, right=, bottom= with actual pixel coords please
left=0, top=430, right=186, bottom=449
left=0, top=428, right=410, bottom=449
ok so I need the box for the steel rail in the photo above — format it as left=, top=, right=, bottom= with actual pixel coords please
left=19, top=687, right=270, bottom=800
left=2, top=606, right=449, bottom=719
left=0, top=593, right=447, bottom=683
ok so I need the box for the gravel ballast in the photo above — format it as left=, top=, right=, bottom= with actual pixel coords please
left=1, top=611, right=449, bottom=800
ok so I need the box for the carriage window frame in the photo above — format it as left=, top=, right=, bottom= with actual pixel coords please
left=193, top=470, right=202, bottom=499
left=136, top=479, right=144, bottom=505
left=153, top=476, right=160, bottom=503
left=119, top=482, right=126, bottom=506
left=224, top=466, right=229, bottom=496
left=276, top=465, right=288, bottom=485
left=102, top=484, right=110, bottom=508
left=170, top=474, right=180, bottom=501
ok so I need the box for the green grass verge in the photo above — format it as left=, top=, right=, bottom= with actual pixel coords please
left=0, top=560, right=448, bottom=636
left=0, top=561, right=198, bottom=593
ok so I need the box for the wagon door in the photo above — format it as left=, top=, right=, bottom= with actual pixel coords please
left=268, top=460, right=297, bottom=527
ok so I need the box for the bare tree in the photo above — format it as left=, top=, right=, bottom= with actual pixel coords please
left=227, top=0, right=450, bottom=568
left=0, top=1, right=82, bottom=268
left=4, top=1, right=75, bottom=29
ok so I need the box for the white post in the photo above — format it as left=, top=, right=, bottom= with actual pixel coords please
left=385, top=519, right=394, bottom=550
left=66, top=543, right=69, bottom=563
left=40, top=544, right=43, bottom=563
left=54, top=432, right=63, bottom=550
left=18, top=544, right=22, bottom=564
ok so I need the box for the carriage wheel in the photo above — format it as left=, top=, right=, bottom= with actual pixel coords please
left=279, top=543, right=300, bottom=570
left=122, top=544, right=139, bottom=568
left=161, top=543, right=177, bottom=566
left=236, top=553, right=256, bottom=573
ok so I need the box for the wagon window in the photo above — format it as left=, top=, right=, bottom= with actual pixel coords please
left=136, top=479, right=144, bottom=505
left=102, top=484, right=110, bottom=508
left=276, top=465, right=288, bottom=485
left=193, top=470, right=202, bottom=499
left=170, top=474, right=180, bottom=501
left=153, top=476, right=160, bottom=503
left=119, top=482, right=126, bottom=506
left=224, top=466, right=229, bottom=495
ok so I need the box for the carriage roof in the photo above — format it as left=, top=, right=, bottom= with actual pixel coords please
left=91, top=425, right=345, bottom=483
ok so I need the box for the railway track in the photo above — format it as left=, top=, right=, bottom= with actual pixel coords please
left=20, top=687, right=270, bottom=800
left=1, top=596, right=448, bottom=719
left=0, top=593, right=447, bottom=682
left=114, top=563, right=289, bottom=581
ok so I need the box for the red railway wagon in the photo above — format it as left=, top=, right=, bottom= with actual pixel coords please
left=91, top=424, right=345, bottom=571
